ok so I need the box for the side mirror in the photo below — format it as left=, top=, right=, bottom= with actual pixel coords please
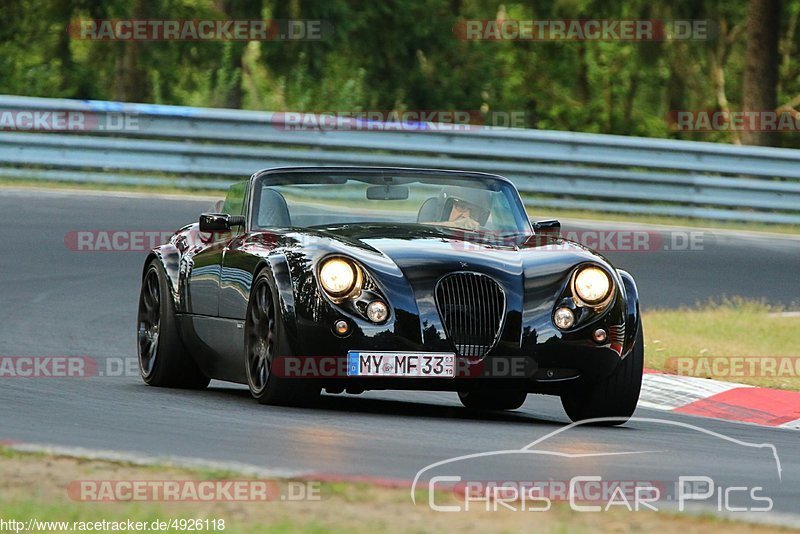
left=532, top=219, right=561, bottom=236
left=199, top=213, right=246, bottom=232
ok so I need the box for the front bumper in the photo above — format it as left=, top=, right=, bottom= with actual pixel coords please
left=281, top=309, right=631, bottom=394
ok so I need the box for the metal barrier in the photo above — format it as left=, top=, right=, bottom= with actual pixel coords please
left=1, top=94, right=799, bottom=224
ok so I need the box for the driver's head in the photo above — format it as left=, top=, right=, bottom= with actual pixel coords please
left=448, top=197, right=482, bottom=222
left=440, top=186, right=491, bottom=225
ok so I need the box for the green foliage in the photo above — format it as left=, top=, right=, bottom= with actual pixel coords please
left=1, top=0, right=798, bottom=147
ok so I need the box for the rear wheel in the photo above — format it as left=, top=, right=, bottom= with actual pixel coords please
left=245, top=269, right=320, bottom=406
left=458, top=390, right=527, bottom=411
left=560, top=323, right=644, bottom=425
left=137, top=260, right=209, bottom=389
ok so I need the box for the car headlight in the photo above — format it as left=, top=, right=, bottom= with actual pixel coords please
left=319, top=257, right=361, bottom=298
left=573, top=266, right=612, bottom=305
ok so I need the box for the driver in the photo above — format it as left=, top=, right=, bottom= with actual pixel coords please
left=432, top=186, right=491, bottom=231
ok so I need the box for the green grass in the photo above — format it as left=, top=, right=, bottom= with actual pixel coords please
left=643, top=299, right=800, bottom=390
left=0, top=178, right=222, bottom=197
left=528, top=206, right=800, bottom=236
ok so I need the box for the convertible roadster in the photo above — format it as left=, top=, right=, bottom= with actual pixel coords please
left=138, top=167, right=643, bottom=423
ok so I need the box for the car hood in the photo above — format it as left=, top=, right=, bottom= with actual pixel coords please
left=305, top=223, right=615, bottom=282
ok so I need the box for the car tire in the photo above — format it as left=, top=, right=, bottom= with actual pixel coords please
left=245, top=268, right=320, bottom=406
left=137, top=260, right=210, bottom=389
left=560, top=323, right=644, bottom=425
left=458, top=390, right=527, bottom=411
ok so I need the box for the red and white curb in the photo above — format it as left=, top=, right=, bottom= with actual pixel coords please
left=640, top=369, right=800, bottom=429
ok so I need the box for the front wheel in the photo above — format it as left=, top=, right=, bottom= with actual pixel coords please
left=458, top=390, right=527, bottom=411
left=560, top=323, right=644, bottom=425
left=245, top=269, right=320, bottom=406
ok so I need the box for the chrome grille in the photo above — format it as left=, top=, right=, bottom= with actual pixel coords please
left=435, top=272, right=505, bottom=359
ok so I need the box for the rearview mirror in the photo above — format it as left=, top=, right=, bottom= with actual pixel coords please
left=532, top=219, right=561, bottom=236
left=366, top=184, right=409, bottom=200
left=199, top=213, right=245, bottom=232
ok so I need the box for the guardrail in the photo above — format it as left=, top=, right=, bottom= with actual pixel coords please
left=1, top=94, right=799, bottom=224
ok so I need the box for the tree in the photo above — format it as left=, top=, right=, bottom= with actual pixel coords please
left=741, top=0, right=782, bottom=146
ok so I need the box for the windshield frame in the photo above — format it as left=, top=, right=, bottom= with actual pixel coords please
left=247, top=167, right=533, bottom=236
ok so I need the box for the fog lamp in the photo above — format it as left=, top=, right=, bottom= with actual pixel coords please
left=366, top=301, right=389, bottom=323
left=554, top=307, right=575, bottom=330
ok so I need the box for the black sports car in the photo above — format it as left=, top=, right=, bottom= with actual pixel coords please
left=138, top=166, right=643, bottom=424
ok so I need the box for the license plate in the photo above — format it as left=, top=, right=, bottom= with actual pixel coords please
left=347, top=351, right=455, bottom=378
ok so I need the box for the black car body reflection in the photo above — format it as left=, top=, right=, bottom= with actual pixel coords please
left=138, top=167, right=643, bottom=424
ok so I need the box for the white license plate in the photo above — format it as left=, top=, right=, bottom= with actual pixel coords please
left=347, top=351, right=455, bottom=378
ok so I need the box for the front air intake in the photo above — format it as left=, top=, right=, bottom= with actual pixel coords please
left=434, top=272, right=505, bottom=359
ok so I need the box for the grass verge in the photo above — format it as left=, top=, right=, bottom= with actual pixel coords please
left=643, top=299, right=800, bottom=390
left=527, top=206, right=800, bottom=236
left=0, top=448, right=789, bottom=533
left=0, top=178, right=222, bottom=198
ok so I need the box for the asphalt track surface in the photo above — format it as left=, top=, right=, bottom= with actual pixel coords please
left=1, top=189, right=799, bottom=522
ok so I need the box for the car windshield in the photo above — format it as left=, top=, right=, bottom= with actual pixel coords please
left=250, top=171, right=531, bottom=235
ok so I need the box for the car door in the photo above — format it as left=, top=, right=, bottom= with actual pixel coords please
left=219, top=182, right=293, bottom=321
left=185, top=181, right=248, bottom=317
left=183, top=181, right=249, bottom=382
